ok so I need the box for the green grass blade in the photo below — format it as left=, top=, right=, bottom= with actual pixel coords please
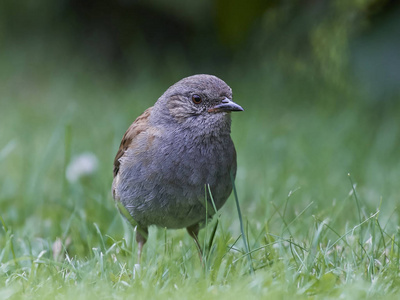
left=230, top=171, right=254, bottom=274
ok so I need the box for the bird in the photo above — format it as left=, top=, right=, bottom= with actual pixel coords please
left=112, top=74, right=243, bottom=261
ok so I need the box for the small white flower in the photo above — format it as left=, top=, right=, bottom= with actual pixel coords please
left=66, top=152, right=99, bottom=183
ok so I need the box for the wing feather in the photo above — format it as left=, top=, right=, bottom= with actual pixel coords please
left=113, top=107, right=153, bottom=177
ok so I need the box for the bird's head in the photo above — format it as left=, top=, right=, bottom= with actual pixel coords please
left=153, top=74, right=243, bottom=132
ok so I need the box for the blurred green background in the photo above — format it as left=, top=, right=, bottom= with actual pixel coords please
left=1, top=0, right=400, bottom=258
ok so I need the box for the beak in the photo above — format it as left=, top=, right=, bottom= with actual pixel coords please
left=208, top=98, right=244, bottom=113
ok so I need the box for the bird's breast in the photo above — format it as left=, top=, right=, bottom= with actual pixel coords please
left=117, top=130, right=236, bottom=228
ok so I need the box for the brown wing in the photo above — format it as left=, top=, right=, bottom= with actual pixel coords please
left=113, top=107, right=153, bottom=177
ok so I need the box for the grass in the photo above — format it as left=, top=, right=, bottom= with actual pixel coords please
left=1, top=50, right=400, bottom=299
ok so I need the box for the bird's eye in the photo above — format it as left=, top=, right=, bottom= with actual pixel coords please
left=192, top=94, right=202, bottom=104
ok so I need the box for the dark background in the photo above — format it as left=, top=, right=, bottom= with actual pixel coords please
left=2, top=0, right=400, bottom=106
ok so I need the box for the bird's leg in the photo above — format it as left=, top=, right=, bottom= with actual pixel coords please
left=135, top=227, right=148, bottom=263
left=186, top=223, right=203, bottom=262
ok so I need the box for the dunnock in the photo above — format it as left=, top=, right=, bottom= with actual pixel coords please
left=112, top=74, right=243, bottom=260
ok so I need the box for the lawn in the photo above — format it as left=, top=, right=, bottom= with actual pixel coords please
left=1, top=50, right=400, bottom=299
